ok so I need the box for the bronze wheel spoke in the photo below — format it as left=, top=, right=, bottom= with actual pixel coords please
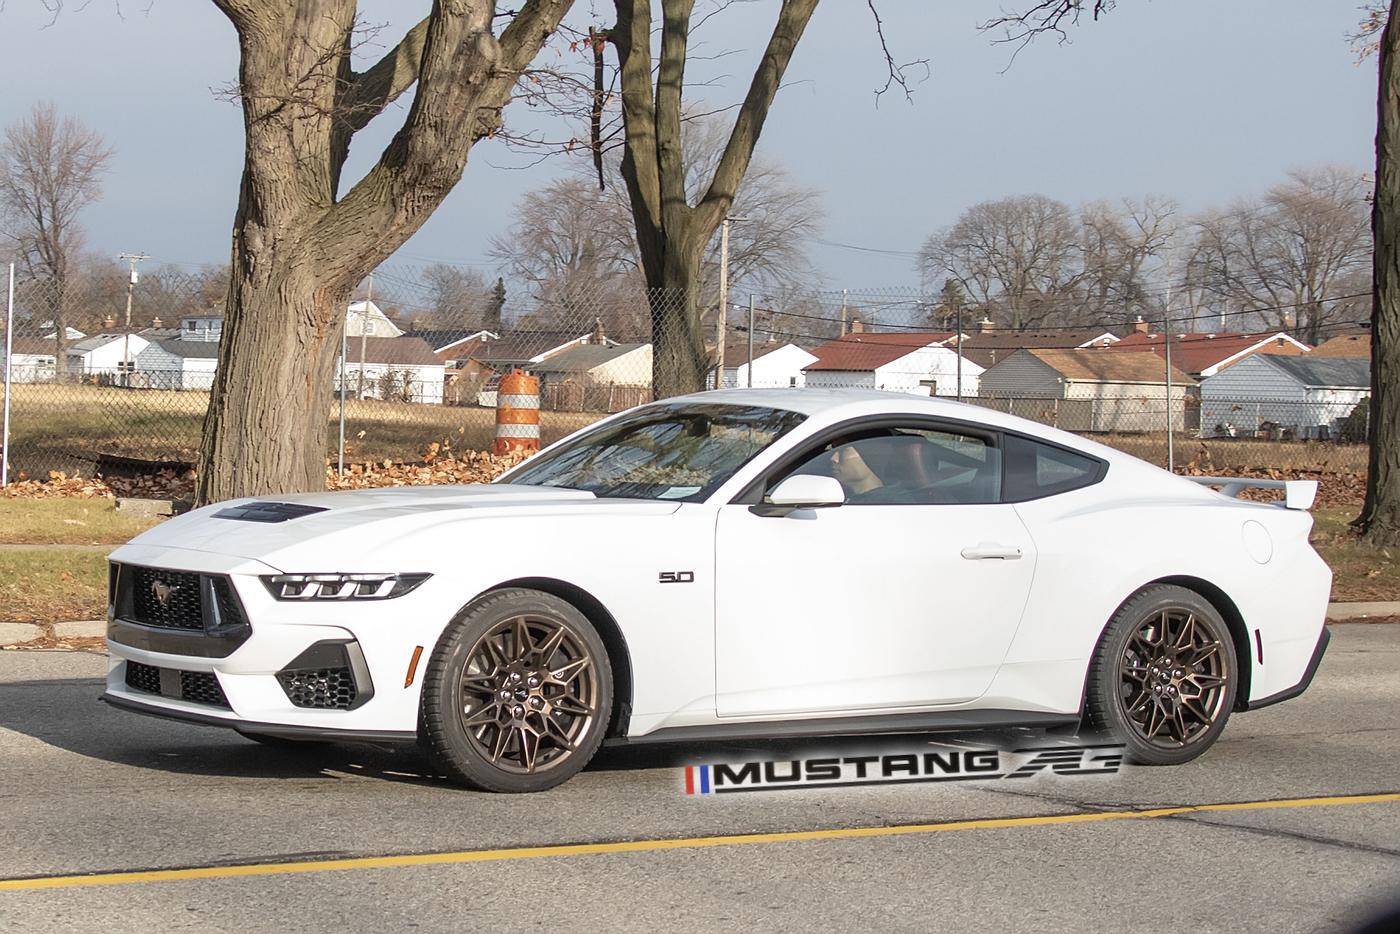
left=517, top=727, right=541, bottom=772
left=511, top=618, right=534, bottom=662
left=534, top=626, right=567, bottom=667
left=463, top=704, right=500, bottom=728
left=550, top=656, right=591, bottom=683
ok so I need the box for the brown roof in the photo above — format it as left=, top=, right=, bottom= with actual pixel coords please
left=955, top=329, right=1116, bottom=369
left=805, top=331, right=954, bottom=372
left=1026, top=348, right=1193, bottom=385
left=352, top=337, right=442, bottom=367
left=1108, top=331, right=1307, bottom=375
left=1309, top=334, right=1371, bottom=358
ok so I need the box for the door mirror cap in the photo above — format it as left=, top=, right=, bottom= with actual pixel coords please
left=766, top=474, right=846, bottom=508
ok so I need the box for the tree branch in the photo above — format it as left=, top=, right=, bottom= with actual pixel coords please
left=339, top=17, right=431, bottom=135
left=696, top=0, right=818, bottom=230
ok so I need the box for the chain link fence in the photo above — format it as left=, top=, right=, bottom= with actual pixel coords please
left=0, top=267, right=1373, bottom=481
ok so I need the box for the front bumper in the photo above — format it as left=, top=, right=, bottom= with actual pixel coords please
left=103, top=544, right=446, bottom=738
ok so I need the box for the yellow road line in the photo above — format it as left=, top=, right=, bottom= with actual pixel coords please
left=3, top=791, right=1397, bottom=893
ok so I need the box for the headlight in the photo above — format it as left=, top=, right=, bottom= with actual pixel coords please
left=261, top=573, right=431, bottom=601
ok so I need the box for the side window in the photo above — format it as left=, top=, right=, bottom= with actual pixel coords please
left=1001, top=434, right=1104, bottom=502
left=773, top=426, right=1001, bottom=505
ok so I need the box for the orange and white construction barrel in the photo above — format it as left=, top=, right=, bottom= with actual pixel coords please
left=493, top=369, right=541, bottom=455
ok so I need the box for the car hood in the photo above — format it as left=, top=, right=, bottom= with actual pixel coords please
left=114, top=484, right=681, bottom=568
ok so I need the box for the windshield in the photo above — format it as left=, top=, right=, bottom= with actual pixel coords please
left=503, top=403, right=806, bottom=502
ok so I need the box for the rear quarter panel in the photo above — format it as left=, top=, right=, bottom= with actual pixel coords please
left=990, top=483, right=1330, bottom=714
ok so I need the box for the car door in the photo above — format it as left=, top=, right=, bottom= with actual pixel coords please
left=713, top=422, right=1037, bottom=719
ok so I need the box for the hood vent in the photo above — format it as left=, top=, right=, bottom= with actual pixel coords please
left=213, top=502, right=330, bottom=523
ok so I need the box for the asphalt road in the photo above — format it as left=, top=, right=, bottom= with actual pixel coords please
left=0, top=625, right=1397, bottom=933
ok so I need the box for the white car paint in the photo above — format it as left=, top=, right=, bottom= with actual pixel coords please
left=103, top=388, right=1332, bottom=744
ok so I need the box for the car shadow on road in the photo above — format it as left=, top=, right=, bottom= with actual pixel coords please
left=0, top=676, right=1072, bottom=789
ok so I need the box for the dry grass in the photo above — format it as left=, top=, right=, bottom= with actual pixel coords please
left=1310, top=507, right=1400, bottom=602
left=0, top=498, right=162, bottom=544
left=0, top=549, right=109, bottom=624
left=5, top=383, right=601, bottom=475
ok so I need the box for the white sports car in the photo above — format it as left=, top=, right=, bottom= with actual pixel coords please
left=104, top=388, right=1332, bottom=792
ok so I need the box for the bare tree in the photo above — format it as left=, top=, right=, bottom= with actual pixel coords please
left=918, top=194, right=1084, bottom=329
left=421, top=263, right=491, bottom=330
left=1186, top=167, right=1371, bottom=343
left=0, top=102, right=112, bottom=377
left=1075, top=196, right=1177, bottom=326
left=194, top=1, right=573, bottom=503
left=608, top=0, right=821, bottom=397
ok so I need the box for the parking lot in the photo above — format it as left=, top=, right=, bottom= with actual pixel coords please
left=0, top=623, right=1397, bottom=933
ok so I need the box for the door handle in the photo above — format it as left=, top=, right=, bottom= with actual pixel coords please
left=960, top=542, right=1023, bottom=560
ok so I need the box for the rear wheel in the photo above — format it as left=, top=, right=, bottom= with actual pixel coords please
left=1085, top=585, right=1237, bottom=765
left=420, top=589, right=612, bottom=792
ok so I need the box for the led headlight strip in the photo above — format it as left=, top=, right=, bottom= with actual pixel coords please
left=261, top=573, right=431, bottom=601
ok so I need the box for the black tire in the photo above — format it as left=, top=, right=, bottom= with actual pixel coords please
left=420, top=588, right=613, bottom=792
left=1084, top=584, right=1238, bottom=766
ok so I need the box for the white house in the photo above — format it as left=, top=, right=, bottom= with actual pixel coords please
left=66, top=332, right=151, bottom=380
left=803, top=331, right=969, bottom=396
left=136, top=339, right=220, bottom=390
left=1200, top=355, right=1370, bottom=440
left=5, top=336, right=60, bottom=383
left=716, top=339, right=818, bottom=389
left=177, top=312, right=224, bottom=343
left=346, top=300, right=404, bottom=338
left=977, top=348, right=1192, bottom=433
left=336, top=336, right=445, bottom=404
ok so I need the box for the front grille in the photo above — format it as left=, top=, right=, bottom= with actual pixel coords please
left=124, top=661, right=231, bottom=709
left=210, top=577, right=247, bottom=628
left=125, top=660, right=162, bottom=694
left=277, top=667, right=358, bottom=710
left=179, top=670, right=231, bottom=708
left=130, top=567, right=204, bottom=630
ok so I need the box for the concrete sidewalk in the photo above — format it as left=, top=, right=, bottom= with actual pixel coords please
left=3, top=603, right=1399, bottom=649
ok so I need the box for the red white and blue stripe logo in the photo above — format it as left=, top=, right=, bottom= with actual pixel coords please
left=683, top=764, right=713, bottom=795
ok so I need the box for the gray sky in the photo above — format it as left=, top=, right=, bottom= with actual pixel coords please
left=0, top=1, right=1379, bottom=291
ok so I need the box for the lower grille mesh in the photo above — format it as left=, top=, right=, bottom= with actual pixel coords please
left=277, top=667, right=358, bottom=710
left=124, top=661, right=230, bottom=709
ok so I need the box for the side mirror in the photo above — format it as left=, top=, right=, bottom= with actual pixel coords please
left=765, top=474, right=846, bottom=509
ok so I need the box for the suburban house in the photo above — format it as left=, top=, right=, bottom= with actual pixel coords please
left=5, top=336, right=60, bottom=383
left=1200, top=355, right=1370, bottom=440
left=136, top=339, right=220, bottom=390
left=530, top=342, right=654, bottom=412
left=412, top=330, right=501, bottom=367
left=1309, top=333, right=1370, bottom=359
left=1108, top=329, right=1310, bottom=378
left=953, top=327, right=1120, bottom=371
left=178, top=311, right=225, bottom=343
left=976, top=348, right=1192, bottom=433
left=802, top=329, right=963, bottom=395
left=714, top=338, right=819, bottom=389
left=346, top=300, right=403, bottom=338
left=66, top=332, right=152, bottom=380
left=336, top=336, right=445, bottom=404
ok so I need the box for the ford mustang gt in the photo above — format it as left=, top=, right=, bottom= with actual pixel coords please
left=103, top=388, right=1332, bottom=792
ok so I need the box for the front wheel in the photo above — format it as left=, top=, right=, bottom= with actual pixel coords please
left=1084, top=585, right=1238, bottom=766
left=420, top=588, right=613, bottom=792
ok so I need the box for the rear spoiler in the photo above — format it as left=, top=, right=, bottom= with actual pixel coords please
left=1187, top=476, right=1318, bottom=511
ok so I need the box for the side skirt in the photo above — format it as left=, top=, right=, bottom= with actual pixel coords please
left=608, top=709, right=1080, bottom=746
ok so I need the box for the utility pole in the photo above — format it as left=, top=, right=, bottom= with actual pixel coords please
left=1163, top=263, right=1176, bottom=473
left=716, top=216, right=748, bottom=389
left=839, top=289, right=849, bottom=337
left=118, top=252, right=148, bottom=388
left=356, top=272, right=374, bottom=400
left=747, top=294, right=756, bottom=388
left=955, top=299, right=964, bottom=402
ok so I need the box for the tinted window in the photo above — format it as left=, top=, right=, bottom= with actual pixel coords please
left=1002, top=434, right=1103, bottom=501
left=776, top=427, right=1001, bottom=505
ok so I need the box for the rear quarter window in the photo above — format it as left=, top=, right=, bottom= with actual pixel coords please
left=1001, top=434, right=1105, bottom=502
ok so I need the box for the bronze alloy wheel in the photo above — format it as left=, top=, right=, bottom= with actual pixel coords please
left=1116, top=608, right=1230, bottom=748
left=1084, top=584, right=1238, bottom=766
left=456, top=615, right=600, bottom=774
left=421, top=588, right=613, bottom=792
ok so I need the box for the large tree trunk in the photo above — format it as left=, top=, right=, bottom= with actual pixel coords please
left=1359, top=0, right=1400, bottom=546
left=195, top=0, right=570, bottom=505
left=647, top=242, right=707, bottom=398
